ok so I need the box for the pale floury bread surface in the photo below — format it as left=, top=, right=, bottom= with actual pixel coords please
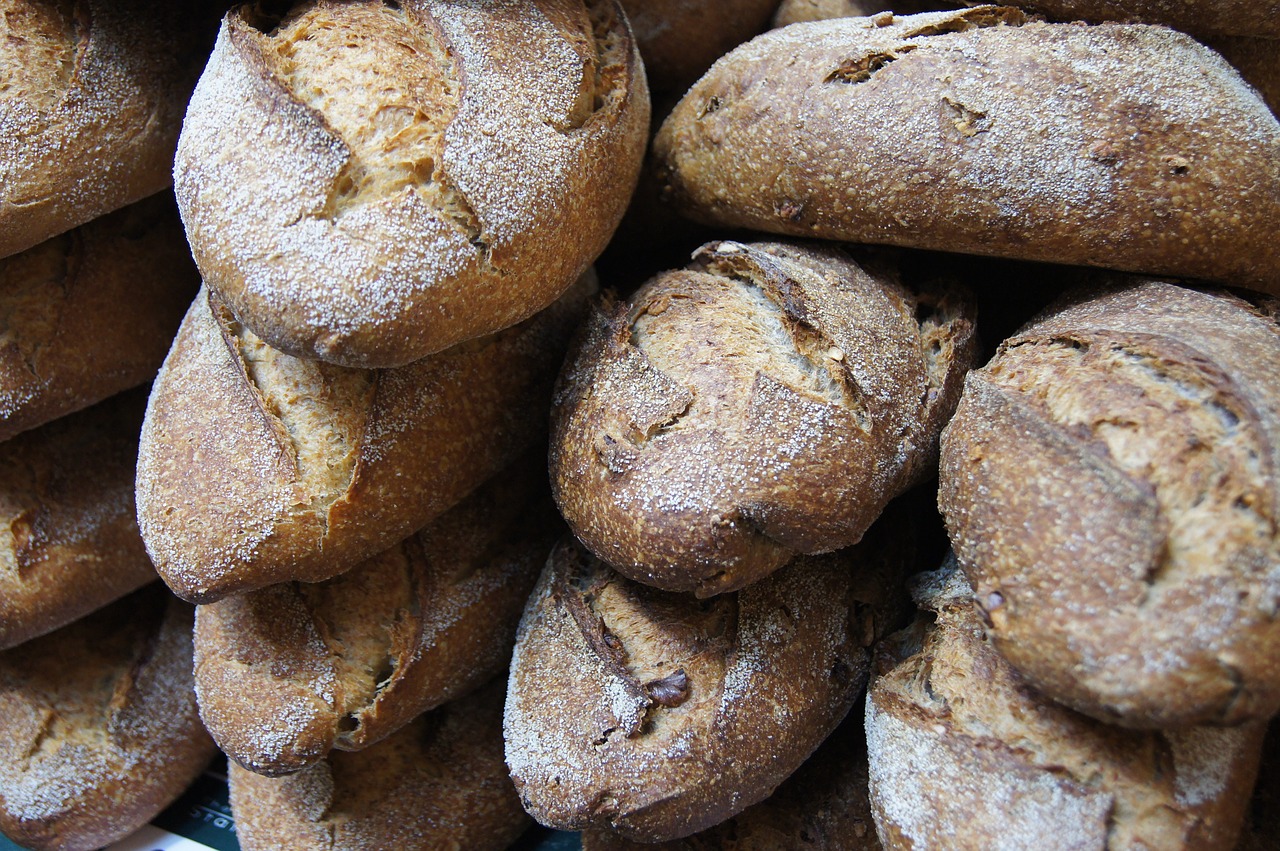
left=175, top=0, right=648, bottom=368
left=229, top=679, right=528, bottom=851
left=0, top=193, right=198, bottom=442
left=940, top=279, right=1280, bottom=728
left=194, top=455, right=561, bottom=776
left=0, top=0, right=207, bottom=259
left=654, top=7, right=1280, bottom=293
left=866, top=560, right=1265, bottom=850
left=136, top=276, right=591, bottom=604
left=551, top=240, right=976, bottom=595
left=0, top=585, right=215, bottom=851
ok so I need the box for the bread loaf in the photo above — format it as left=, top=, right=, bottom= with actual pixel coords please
left=0, top=0, right=207, bottom=259
left=505, top=510, right=913, bottom=842
left=194, top=454, right=560, bottom=776
left=175, top=0, right=647, bottom=369
left=939, top=278, right=1280, bottom=728
left=137, top=276, right=590, bottom=603
left=0, top=584, right=215, bottom=851
left=0, top=193, right=199, bottom=442
left=654, top=7, right=1280, bottom=292
left=866, top=559, right=1265, bottom=850
left=229, top=679, right=528, bottom=851
left=551, top=240, right=976, bottom=595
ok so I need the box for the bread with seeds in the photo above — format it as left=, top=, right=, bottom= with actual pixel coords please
left=137, top=276, right=590, bottom=604
left=939, top=278, right=1280, bottom=728
left=551, top=240, right=976, bottom=596
left=654, top=7, right=1280, bottom=293
left=175, top=0, right=647, bottom=369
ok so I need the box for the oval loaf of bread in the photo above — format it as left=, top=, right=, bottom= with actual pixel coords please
left=194, top=454, right=560, bottom=776
left=505, top=513, right=912, bottom=842
left=175, top=0, right=648, bottom=368
left=137, top=276, right=590, bottom=604
left=654, top=7, right=1280, bottom=293
left=939, top=278, right=1280, bottom=728
left=551, top=240, right=975, bottom=595
left=867, top=559, right=1265, bottom=850
left=0, top=584, right=215, bottom=851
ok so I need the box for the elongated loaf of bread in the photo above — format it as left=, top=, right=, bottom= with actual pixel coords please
left=867, top=559, right=1265, bottom=850
left=229, top=679, right=528, bottom=851
left=194, top=454, right=560, bottom=776
left=0, top=193, right=199, bottom=442
left=175, top=0, right=647, bottom=368
left=655, top=7, right=1280, bottom=293
left=0, top=387, right=157, bottom=650
left=939, top=278, right=1280, bottom=728
left=0, top=0, right=207, bottom=259
left=137, top=275, right=591, bottom=604
left=0, top=584, right=215, bottom=851
left=552, top=240, right=975, bottom=595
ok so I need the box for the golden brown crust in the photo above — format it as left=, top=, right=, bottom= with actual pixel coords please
left=505, top=511, right=913, bottom=843
left=619, top=0, right=781, bottom=92
left=229, top=679, right=529, bottom=851
left=866, top=560, right=1265, bottom=851
left=0, top=585, right=216, bottom=851
left=654, top=9, right=1280, bottom=293
left=551, top=240, right=976, bottom=595
left=939, top=278, right=1280, bottom=728
left=137, top=276, right=590, bottom=604
left=0, top=387, right=157, bottom=650
left=175, top=0, right=647, bottom=368
left=193, top=455, right=561, bottom=776
left=0, top=0, right=207, bottom=259
left=0, top=193, right=199, bottom=442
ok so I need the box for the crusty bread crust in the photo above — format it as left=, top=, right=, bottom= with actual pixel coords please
left=940, top=278, right=1280, bottom=728
left=136, top=276, right=591, bottom=604
left=0, top=585, right=215, bottom=851
left=551, top=240, right=975, bottom=595
left=0, top=193, right=198, bottom=443
left=655, top=8, right=1280, bottom=293
left=229, top=679, right=528, bottom=851
left=0, top=0, right=206, bottom=259
left=175, top=0, right=647, bottom=368
left=0, top=388, right=157, bottom=650
left=193, top=455, right=561, bottom=776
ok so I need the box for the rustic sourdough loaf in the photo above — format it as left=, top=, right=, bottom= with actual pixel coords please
left=0, top=0, right=207, bottom=259
left=229, top=679, right=528, bottom=851
left=194, top=453, right=561, bottom=776
left=552, top=240, right=976, bottom=595
left=137, top=275, right=591, bottom=604
left=175, top=0, right=647, bottom=368
left=939, top=278, right=1280, bottom=728
left=867, top=559, right=1265, bottom=850
left=655, top=7, right=1280, bottom=293
left=0, top=584, right=215, bottom=851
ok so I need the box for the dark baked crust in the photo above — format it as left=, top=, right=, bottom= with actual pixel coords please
left=996, top=0, right=1280, bottom=39
left=654, top=8, right=1280, bottom=293
left=939, top=278, right=1280, bottom=727
left=551, top=240, right=975, bottom=595
left=620, top=0, right=780, bottom=92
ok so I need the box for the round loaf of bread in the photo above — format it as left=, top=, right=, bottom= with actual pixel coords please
left=867, top=559, right=1265, bottom=850
left=194, top=454, right=560, bottom=776
left=939, top=278, right=1280, bottom=728
left=136, top=276, right=590, bottom=604
left=505, top=515, right=912, bottom=842
left=175, top=0, right=647, bottom=369
left=654, top=8, right=1280, bottom=293
left=0, top=584, right=215, bottom=851
left=551, top=240, right=976, bottom=595
left=0, top=0, right=207, bottom=260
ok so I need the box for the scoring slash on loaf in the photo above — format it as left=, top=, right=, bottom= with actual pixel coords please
left=655, top=7, right=1280, bottom=293
left=940, top=278, right=1280, bottom=729
left=551, top=240, right=976, bottom=596
left=174, top=0, right=648, bottom=368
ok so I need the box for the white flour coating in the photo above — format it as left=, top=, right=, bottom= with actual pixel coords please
left=1168, top=725, right=1248, bottom=808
